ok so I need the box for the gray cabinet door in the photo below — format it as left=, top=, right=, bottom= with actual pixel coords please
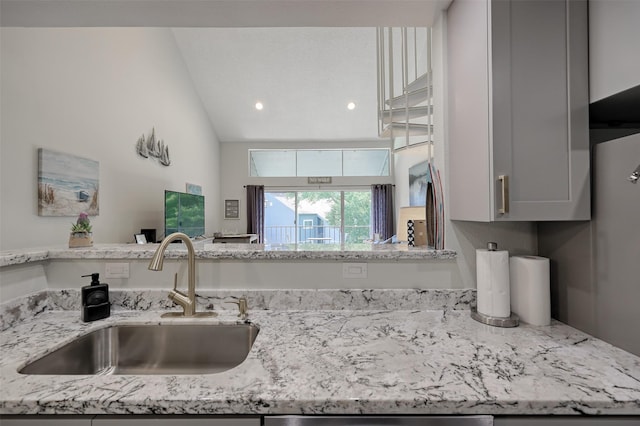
left=448, top=0, right=590, bottom=221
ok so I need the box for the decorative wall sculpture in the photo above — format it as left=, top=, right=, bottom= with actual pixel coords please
left=136, top=128, right=171, bottom=166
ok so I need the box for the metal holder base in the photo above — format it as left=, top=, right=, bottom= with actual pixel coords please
left=471, top=306, right=519, bottom=328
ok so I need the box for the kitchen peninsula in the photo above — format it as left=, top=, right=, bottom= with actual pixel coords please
left=1, top=245, right=639, bottom=422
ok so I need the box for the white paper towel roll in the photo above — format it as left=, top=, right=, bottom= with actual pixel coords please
left=510, top=255, right=550, bottom=326
left=476, top=248, right=511, bottom=318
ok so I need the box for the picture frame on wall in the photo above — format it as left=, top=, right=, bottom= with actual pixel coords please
left=224, top=199, right=240, bottom=219
left=37, top=148, right=100, bottom=217
left=185, top=182, right=202, bottom=195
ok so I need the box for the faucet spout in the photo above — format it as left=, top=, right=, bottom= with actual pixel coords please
left=148, top=232, right=214, bottom=318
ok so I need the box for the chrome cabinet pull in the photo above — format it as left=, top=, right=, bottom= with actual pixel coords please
left=498, top=175, right=509, bottom=214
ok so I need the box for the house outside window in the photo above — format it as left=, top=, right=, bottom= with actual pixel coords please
left=264, top=191, right=371, bottom=249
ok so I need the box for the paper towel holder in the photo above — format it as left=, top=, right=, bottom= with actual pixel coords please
left=471, top=241, right=520, bottom=328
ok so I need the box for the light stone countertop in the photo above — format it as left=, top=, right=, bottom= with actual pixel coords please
left=1, top=289, right=639, bottom=416
left=0, top=243, right=457, bottom=267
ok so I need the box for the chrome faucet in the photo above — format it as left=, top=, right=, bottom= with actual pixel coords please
left=148, top=232, right=216, bottom=318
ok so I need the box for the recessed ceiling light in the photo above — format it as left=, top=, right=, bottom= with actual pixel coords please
left=255, top=102, right=264, bottom=110
left=347, top=102, right=356, bottom=110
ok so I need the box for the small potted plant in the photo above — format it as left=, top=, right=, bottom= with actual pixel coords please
left=69, top=212, right=93, bottom=248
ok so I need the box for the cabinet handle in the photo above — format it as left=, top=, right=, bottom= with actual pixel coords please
left=498, top=175, right=509, bottom=214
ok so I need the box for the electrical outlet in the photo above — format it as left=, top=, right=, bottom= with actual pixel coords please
left=105, top=263, right=130, bottom=279
left=342, top=262, right=367, bottom=279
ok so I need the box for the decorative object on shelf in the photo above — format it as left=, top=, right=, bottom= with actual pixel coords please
left=135, top=127, right=171, bottom=166
left=429, top=161, right=445, bottom=250
left=134, top=233, right=147, bottom=244
left=224, top=199, right=240, bottom=219
left=69, top=212, right=93, bottom=248
left=141, top=228, right=156, bottom=244
left=407, top=219, right=415, bottom=247
left=186, top=182, right=202, bottom=195
left=38, top=148, right=99, bottom=217
left=408, top=160, right=445, bottom=249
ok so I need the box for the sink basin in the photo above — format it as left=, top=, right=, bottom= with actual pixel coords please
left=19, top=323, right=259, bottom=375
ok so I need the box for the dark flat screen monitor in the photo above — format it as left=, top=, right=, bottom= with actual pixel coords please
left=164, top=190, right=205, bottom=238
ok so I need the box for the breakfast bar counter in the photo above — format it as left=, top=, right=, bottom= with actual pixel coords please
left=0, top=243, right=457, bottom=267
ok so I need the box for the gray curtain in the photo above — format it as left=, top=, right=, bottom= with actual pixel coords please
left=246, top=185, right=265, bottom=243
left=371, top=184, right=394, bottom=240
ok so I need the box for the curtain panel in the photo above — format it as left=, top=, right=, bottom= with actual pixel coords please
left=371, top=184, right=394, bottom=240
left=246, top=185, right=265, bottom=243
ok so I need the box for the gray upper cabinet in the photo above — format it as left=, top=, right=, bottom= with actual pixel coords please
left=447, top=0, right=590, bottom=221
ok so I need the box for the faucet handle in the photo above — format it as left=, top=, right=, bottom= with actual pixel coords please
left=226, top=297, right=249, bottom=320
left=169, top=273, right=187, bottom=299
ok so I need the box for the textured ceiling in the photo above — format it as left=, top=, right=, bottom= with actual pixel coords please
left=172, top=27, right=380, bottom=143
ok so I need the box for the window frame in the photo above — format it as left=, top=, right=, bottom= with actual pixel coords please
left=248, top=148, right=390, bottom=178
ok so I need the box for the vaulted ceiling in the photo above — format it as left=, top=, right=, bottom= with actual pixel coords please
left=1, top=0, right=452, bottom=143
left=172, top=27, right=379, bottom=142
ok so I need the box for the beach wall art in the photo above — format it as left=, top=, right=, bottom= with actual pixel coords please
left=38, top=148, right=99, bottom=217
left=409, top=160, right=429, bottom=207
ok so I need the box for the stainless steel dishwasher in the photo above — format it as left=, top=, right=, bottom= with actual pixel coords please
left=264, top=416, right=493, bottom=426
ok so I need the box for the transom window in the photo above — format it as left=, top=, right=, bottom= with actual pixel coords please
left=249, top=149, right=390, bottom=177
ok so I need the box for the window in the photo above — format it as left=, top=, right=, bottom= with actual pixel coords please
left=264, top=190, right=372, bottom=249
left=249, top=149, right=390, bottom=177
left=249, top=150, right=296, bottom=177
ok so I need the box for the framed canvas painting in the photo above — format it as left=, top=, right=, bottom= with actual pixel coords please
left=38, top=148, right=99, bottom=216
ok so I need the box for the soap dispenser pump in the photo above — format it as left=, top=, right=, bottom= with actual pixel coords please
left=81, top=273, right=110, bottom=322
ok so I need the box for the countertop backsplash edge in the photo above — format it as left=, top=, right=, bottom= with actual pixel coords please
left=0, top=288, right=475, bottom=331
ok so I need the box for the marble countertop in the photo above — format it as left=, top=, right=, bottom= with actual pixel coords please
left=1, top=292, right=639, bottom=416
left=0, top=243, right=456, bottom=267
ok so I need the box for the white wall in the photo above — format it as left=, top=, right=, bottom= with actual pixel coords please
left=39, top=258, right=461, bottom=294
left=0, top=28, right=221, bottom=249
left=589, top=0, right=640, bottom=102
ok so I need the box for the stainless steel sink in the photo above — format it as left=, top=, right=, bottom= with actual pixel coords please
left=19, top=323, right=259, bottom=375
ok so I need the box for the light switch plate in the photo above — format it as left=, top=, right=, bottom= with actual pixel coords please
left=105, top=263, right=130, bottom=279
left=342, top=262, right=367, bottom=279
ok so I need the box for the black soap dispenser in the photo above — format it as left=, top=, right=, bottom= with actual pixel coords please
left=81, top=273, right=110, bottom=322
